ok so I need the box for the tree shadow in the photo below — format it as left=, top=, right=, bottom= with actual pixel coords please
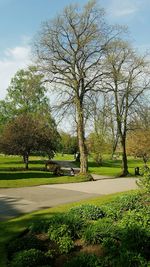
left=0, top=196, right=26, bottom=221
left=0, top=172, right=54, bottom=180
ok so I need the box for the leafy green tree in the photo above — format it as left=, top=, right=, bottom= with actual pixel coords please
left=0, top=66, right=51, bottom=129
left=0, top=100, right=15, bottom=132
left=87, top=132, right=111, bottom=165
left=7, top=66, right=48, bottom=114
left=60, top=131, right=78, bottom=155
left=0, top=113, right=60, bottom=170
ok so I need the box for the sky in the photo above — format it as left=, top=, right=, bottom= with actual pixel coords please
left=0, top=0, right=150, bottom=99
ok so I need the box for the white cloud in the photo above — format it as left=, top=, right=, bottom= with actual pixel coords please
left=0, top=45, right=31, bottom=99
left=108, top=0, right=142, bottom=17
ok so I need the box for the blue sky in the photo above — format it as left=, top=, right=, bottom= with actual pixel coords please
left=0, top=0, right=150, bottom=99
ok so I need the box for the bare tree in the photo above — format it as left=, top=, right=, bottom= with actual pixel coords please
left=103, top=40, right=150, bottom=176
left=33, top=0, right=121, bottom=173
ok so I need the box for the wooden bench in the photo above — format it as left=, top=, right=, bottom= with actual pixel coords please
left=45, top=161, right=62, bottom=175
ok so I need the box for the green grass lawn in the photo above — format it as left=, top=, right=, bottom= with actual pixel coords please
left=0, top=155, right=88, bottom=188
left=54, top=153, right=74, bottom=161
left=88, top=157, right=146, bottom=176
left=0, top=172, right=90, bottom=188
left=0, top=154, right=147, bottom=188
left=0, top=191, right=136, bottom=267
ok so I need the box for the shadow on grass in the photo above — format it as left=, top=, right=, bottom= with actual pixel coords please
left=0, top=159, right=45, bottom=167
left=88, top=159, right=122, bottom=168
left=0, top=172, right=54, bottom=180
left=0, top=161, right=24, bottom=165
left=0, top=196, right=24, bottom=222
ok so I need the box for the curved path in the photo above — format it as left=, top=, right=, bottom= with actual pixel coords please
left=0, top=176, right=138, bottom=221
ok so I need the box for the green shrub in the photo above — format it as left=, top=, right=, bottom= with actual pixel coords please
left=58, top=235, right=74, bottom=254
left=102, top=193, right=142, bottom=220
left=101, top=237, right=120, bottom=256
left=115, top=250, right=148, bottom=267
left=10, top=249, right=50, bottom=267
left=100, top=251, right=148, bottom=267
left=101, top=237, right=148, bottom=266
left=118, top=208, right=150, bottom=229
left=83, top=218, right=116, bottom=244
left=48, top=213, right=86, bottom=239
left=7, top=235, right=45, bottom=259
left=64, top=253, right=101, bottom=267
left=117, top=210, right=150, bottom=259
left=70, top=204, right=105, bottom=221
left=48, top=224, right=71, bottom=242
left=29, top=219, right=51, bottom=233
left=137, top=170, right=150, bottom=193
left=48, top=224, right=74, bottom=254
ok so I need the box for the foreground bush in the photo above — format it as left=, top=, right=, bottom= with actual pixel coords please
left=10, top=249, right=51, bottom=267
left=7, top=191, right=150, bottom=267
left=137, top=170, right=150, bottom=193
left=7, top=235, right=45, bottom=260
left=64, top=253, right=101, bottom=267
left=102, top=193, right=143, bottom=220
left=83, top=218, right=116, bottom=244
left=70, top=204, right=105, bottom=220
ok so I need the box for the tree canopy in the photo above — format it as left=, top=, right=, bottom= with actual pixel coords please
left=0, top=113, right=60, bottom=169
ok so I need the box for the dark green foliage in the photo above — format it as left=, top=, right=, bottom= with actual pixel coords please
left=47, top=212, right=87, bottom=254
left=117, top=209, right=150, bottom=259
left=83, top=218, right=116, bottom=244
left=48, top=224, right=74, bottom=254
left=137, top=170, right=150, bottom=193
left=7, top=235, right=46, bottom=260
left=7, top=192, right=150, bottom=267
left=117, top=251, right=148, bottom=267
left=64, top=253, right=102, bottom=267
left=48, top=224, right=71, bottom=242
left=100, top=251, right=148, bottom=267
left=70, top=204, right=105, bottom=220
left=101, top=238, right=148, bottom=266
left=102, top=193, right=143, bottom=220
left=9, top=249, right=50, bottom=267
left=101, top=237, right=120, bottom=256
left=29, top=219, right=51, bottom=233
left=48, top=212, right=86, bottom=239
left=57, top=235, right=74, bottom=254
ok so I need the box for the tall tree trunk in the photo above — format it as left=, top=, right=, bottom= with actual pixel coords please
left=23, top=153, right=29, bottom=170
left=76, top=99, right=88, bottom=174
left=111, top=134, right=119, bottom=159
left=121, top=136, right=129, bottom=176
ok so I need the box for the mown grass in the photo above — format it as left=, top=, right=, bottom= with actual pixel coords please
left=0, top=154, right=147, bottom=188
left=0, top=190, right=136, bottom=267
left=54, top=153, right=74, bottom=161
left=0, top=173, right=90, bottom=188
left=0, top=155, right=87, bottom=188
left=88, top=157, right=146, bottom=176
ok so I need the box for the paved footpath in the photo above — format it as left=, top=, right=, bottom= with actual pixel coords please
left=0, top=177, right=138, bottom=221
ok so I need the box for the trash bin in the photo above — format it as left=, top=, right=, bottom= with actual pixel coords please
left=135, top=167, right=140, bottom=175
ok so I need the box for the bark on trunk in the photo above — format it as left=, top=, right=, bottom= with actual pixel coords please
left=121, top=136, right=129, bottom=176
left=23, top=153, right=29, bottom=170
left=76, top=99, right=88, bottom=174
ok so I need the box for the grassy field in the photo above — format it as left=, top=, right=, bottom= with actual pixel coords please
left=0, top=191, right=136, bottom=267
left=0, top=155, right=87, bottom=188
left=0, top=154, right=146, bottom=188
left=88, top=157, right=145, bottom=176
